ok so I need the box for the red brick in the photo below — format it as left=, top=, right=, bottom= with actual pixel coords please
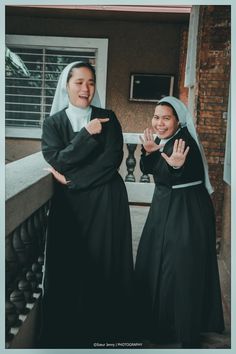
left=200, top=96, right=224, bottom=104
left=199, top=110, right=222, bottom=118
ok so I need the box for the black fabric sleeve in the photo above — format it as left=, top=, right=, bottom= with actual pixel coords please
left=65, top=111, right=124, bottom=190
left=140, top=146, right=160, bottom=175
left=165, top=136, right=204, bottom=185
left=42, top=117, right=99, bottom=173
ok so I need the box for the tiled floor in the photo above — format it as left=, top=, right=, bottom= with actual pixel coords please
left=130, top=205, right=231, bottom=349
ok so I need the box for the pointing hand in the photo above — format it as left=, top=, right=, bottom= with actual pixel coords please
left=85, top=118, right=110, bottom=135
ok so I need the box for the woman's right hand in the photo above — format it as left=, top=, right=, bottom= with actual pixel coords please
left=85, top=118, right=109, bottom=135
left=140, top=128, right=163, bottom=154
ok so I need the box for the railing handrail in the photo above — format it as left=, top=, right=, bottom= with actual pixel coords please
left=123, top=132, right=141, bottom=144
left=5, top=152, right=53, bottom=236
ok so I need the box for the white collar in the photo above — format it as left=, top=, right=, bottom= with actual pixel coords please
left=159, top=128, right=181, bottom=151
left=66, top=102, right=92, bottom=132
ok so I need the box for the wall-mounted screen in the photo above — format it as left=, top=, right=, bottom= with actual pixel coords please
left=129, top=73, right=174, bottom=102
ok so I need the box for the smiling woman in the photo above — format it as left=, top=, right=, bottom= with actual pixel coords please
left=152, top=104, right=179, bottom=139
left=66, top=64, right=96, bottom=108
left=39, top=61, right=135, bottom=348
left=135, top=96, right=225, bottom=349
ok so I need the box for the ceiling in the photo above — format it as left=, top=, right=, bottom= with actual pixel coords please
left=6, top=5, right=191, bottom=23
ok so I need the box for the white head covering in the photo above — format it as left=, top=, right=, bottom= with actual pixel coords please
left=158, top=96, right=214, bottom=194
left=50, top=61, right=101, bottom=116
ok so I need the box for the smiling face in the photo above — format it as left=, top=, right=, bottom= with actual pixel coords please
left=152, top=104, right=179, bottom=139
left=66, top=66, right=95, bottom=108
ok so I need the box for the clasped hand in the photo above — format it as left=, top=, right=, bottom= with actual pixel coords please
left=140, top=128, right=190, bottom=168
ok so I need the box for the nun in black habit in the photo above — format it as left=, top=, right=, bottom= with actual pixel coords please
left=134, top=96, right=225, bottom=348
left=39, top=61, right=134, bottom=348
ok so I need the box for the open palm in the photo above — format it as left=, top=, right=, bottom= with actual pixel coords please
left=140, top=128, right=163, bottom=153
left=161, top=139, right=190, bottom=167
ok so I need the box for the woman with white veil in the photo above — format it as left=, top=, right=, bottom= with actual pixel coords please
left=39, top=61, right=134, bottom=348
left=135, top=96, right=224, bottom=348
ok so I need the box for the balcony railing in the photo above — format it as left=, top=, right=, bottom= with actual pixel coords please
left=5, top=134, right=154, bottom=348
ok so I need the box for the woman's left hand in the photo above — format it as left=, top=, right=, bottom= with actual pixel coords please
left=85, top=118, right=110, bottom=135
left=161, top=139, right=190, bottom=168
left=44, top=167, right=70, bottom=185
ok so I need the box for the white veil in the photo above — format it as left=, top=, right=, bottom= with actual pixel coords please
left=50, top=61, right=101, bottom=116
left=158, top=96, right=214, bottom=194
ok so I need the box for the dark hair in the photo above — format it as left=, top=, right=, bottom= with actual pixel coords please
left=157, top=101, right=179, bottom=121
left=66, top=62, right=96, bottom=83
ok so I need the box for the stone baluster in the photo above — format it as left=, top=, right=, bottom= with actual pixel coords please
left=39, top=205, right=48, bottom=250
left=125, top=143, right=137, bottom=182
left=137, top=145, right=150, bottom=182
left=18, top=278, right=35, bottom=304
left=38, top=254, right=44, bottom=268
left=140, top=173, right=150, bottom=183
left=20, top=221, right=34, bottom=265
left=5, top=233, right=19, bottom=288
left=10, top=289, right=28, bottom=315
left=32, top=261, right=43, bottom=293
left=5, top=300, right=21, bottom=342
left=12, top=227, right=28, bottom=274
left=26, top=270, right=38, bottom=294
left=33, top=211, right=43, bottom=254
left=27, top=215, right=38, bottom=261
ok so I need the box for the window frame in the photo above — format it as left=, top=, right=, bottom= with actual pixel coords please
left=5, top=35, right=108, bottom=139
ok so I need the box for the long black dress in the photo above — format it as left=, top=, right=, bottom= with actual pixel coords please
left=40, top=106, right=134, bottom=348
left=134, top=127, right=224, bottom=345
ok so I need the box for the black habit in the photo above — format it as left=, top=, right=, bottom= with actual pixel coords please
left=134, top=127, right=225, bottom=345
left=39, top=106, right=134, bottom=348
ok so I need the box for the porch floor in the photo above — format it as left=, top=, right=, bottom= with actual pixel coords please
left=130, top=205, right=231, bottom=349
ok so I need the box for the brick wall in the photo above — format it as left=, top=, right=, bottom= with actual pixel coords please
left=196, top=5, right=231, bottom=247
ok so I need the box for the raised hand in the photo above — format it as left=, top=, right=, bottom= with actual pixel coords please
left=85, top=118, right=109, bottom=135
left=161, top=139, right=190, bottom=168
left=44, top=167, right=70, bottom=185
left=140, top=128, right=163, bottom=154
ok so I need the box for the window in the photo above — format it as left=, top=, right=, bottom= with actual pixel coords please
left=5, top=35, right=108, bottom=138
